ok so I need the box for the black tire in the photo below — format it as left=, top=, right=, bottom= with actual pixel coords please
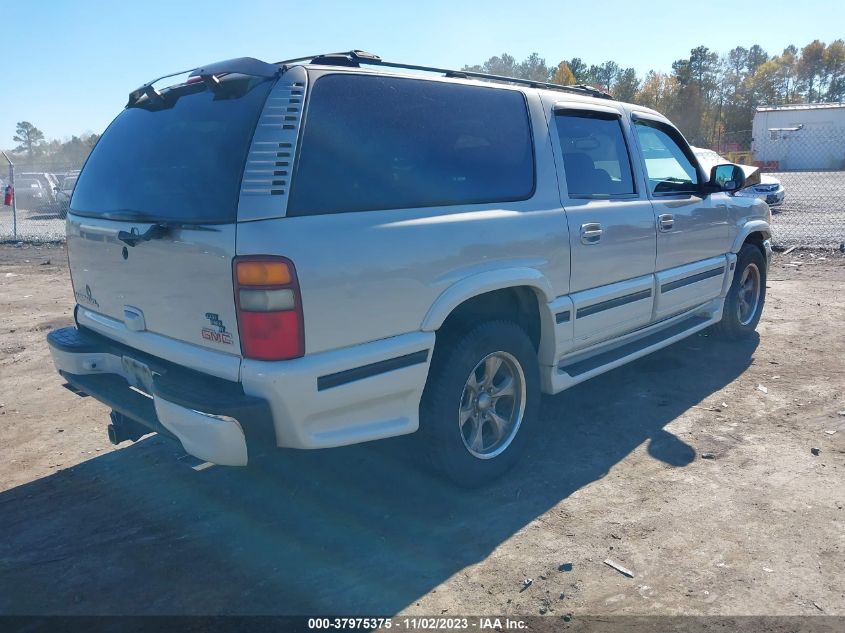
left=713, top=243, right=766, bottom=339
left=419, top=320, right=540, bottom=487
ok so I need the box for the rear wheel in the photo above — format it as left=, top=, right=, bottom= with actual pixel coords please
left=714, top=243, right=766, bottom=339
left=419, top=320, right=539, bottom=487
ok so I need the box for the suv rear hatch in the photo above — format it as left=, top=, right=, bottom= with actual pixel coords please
left=67, top=72, right=275, bottom=363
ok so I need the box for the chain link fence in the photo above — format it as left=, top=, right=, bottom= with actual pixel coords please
left=1, top=160, right=83, bottom=242
left=2, top=140, right=843, bottom=248
left=751, top=125, right=845, bottom=248
left=714, top=125, right=845, bottom=248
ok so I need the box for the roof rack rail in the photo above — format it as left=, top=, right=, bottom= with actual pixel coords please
left=276, top=50, right=614, bottom=100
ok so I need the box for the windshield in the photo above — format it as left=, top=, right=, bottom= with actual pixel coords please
left=70, top=75, right=274, bottom=224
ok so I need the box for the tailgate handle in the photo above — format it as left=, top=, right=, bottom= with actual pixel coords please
left=118, top=224, right=169, bottom=247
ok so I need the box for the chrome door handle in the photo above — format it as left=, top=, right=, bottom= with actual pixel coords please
left=580, top=222, right=603, bottom=245
left=658, top=213, right=674, bottom=232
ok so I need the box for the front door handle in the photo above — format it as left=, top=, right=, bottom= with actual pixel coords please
left=580, top=222, right=603, bottom=245
left=658, top=213, right=674, bottom=232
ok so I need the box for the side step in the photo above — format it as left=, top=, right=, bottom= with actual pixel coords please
left=560, top=315, right=711, bottom=378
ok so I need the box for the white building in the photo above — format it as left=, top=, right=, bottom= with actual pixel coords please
left=752, top=103, right=845, bottom=171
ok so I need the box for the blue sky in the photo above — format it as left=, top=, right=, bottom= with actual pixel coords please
left=1, top=0, right=842, bottom=147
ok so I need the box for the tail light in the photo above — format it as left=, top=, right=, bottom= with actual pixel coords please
left=233, top=256, right=304, bottom=360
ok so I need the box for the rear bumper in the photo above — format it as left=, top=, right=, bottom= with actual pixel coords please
left=48, top=323, right=436, bottom=459
left=48, top=327, right=273, bottom=466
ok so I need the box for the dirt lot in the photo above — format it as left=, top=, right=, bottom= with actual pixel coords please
left=1, top=243, right=843, bottom=617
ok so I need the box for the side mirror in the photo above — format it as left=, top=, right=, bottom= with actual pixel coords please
left=709, top=164, right=746, bottom=193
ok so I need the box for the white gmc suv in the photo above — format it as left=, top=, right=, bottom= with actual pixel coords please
left=48, top=51, right=772, bottom=486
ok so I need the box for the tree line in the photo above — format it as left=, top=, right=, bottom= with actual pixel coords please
left=463, top=39, right=845, bottom=150
left=6, top=121, right=99, bottom=172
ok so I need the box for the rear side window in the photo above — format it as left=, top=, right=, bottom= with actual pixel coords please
left=288, top=74, right=535, bottom=216
left=71, top=76, right=273, bottom=224
left=555, top=110, right=635, bottom=197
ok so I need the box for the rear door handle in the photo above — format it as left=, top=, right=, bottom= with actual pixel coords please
left=580, top=222, right=603, bottom=245
left=658, top=214, right=674, bottom=232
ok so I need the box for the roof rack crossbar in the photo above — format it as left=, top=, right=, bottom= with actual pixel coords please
left=276, top=50, right=614, bottom=100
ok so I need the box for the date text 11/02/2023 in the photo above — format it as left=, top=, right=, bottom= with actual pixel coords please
left=306, top=617, right=529, bottom=630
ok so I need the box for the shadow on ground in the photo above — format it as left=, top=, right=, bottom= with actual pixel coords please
left=0, top=332, right=758, bottom=615
left=25, top=212, right=66, bottom=221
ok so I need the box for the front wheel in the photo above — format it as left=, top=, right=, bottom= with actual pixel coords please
left=714, top=243, right=766, bottom=339
left=419, top=320, right=540, bottom=487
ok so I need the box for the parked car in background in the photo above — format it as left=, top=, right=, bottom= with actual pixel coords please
left=14, top=177, right=48, bottom=209
left=18, top=172, right=60, bottom=205
left=692, top=147, right=785, bottom=208
left=57, top=175, right=78, bottom=198
left=55, top=174, right=78, bottom=218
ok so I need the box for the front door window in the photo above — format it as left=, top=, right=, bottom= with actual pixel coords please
left=634, top=121, right=699, bottom=195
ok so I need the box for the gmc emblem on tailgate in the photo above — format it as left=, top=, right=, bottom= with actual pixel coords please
left=202, top=312, right=233, bottom=345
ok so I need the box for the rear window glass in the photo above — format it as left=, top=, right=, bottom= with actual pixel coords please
left=71, top=76, right=273, bottom=224
left=288, top=74, right=534, bottom=216
left=555, top=111, right=635, bottom=197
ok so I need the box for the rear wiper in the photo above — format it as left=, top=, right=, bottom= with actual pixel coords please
left=117, top=223, right=169, bottom=247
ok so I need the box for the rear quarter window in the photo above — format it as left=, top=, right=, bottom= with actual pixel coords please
left=287, top=74, right=535, bottom=216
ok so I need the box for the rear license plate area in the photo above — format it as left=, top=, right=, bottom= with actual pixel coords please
left=122, top=356, right=155, bottom=395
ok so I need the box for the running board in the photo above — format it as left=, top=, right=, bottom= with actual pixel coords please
left=544, top=313, right=716, bottom=394
left=562, top=315, right=710, bottom=377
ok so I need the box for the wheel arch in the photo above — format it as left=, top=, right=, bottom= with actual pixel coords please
left=420, top=270, right=555, bottom=357
left=732, top=220, right=771, bottom=254
left=421, top=269, right=554, bottom=331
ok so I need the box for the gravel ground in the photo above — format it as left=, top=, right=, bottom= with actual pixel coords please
left=0, top=205, right=67, bottom=242
left=0, top=243, right=843, bottom=617
left=769, top=171, right=845, bottom=247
